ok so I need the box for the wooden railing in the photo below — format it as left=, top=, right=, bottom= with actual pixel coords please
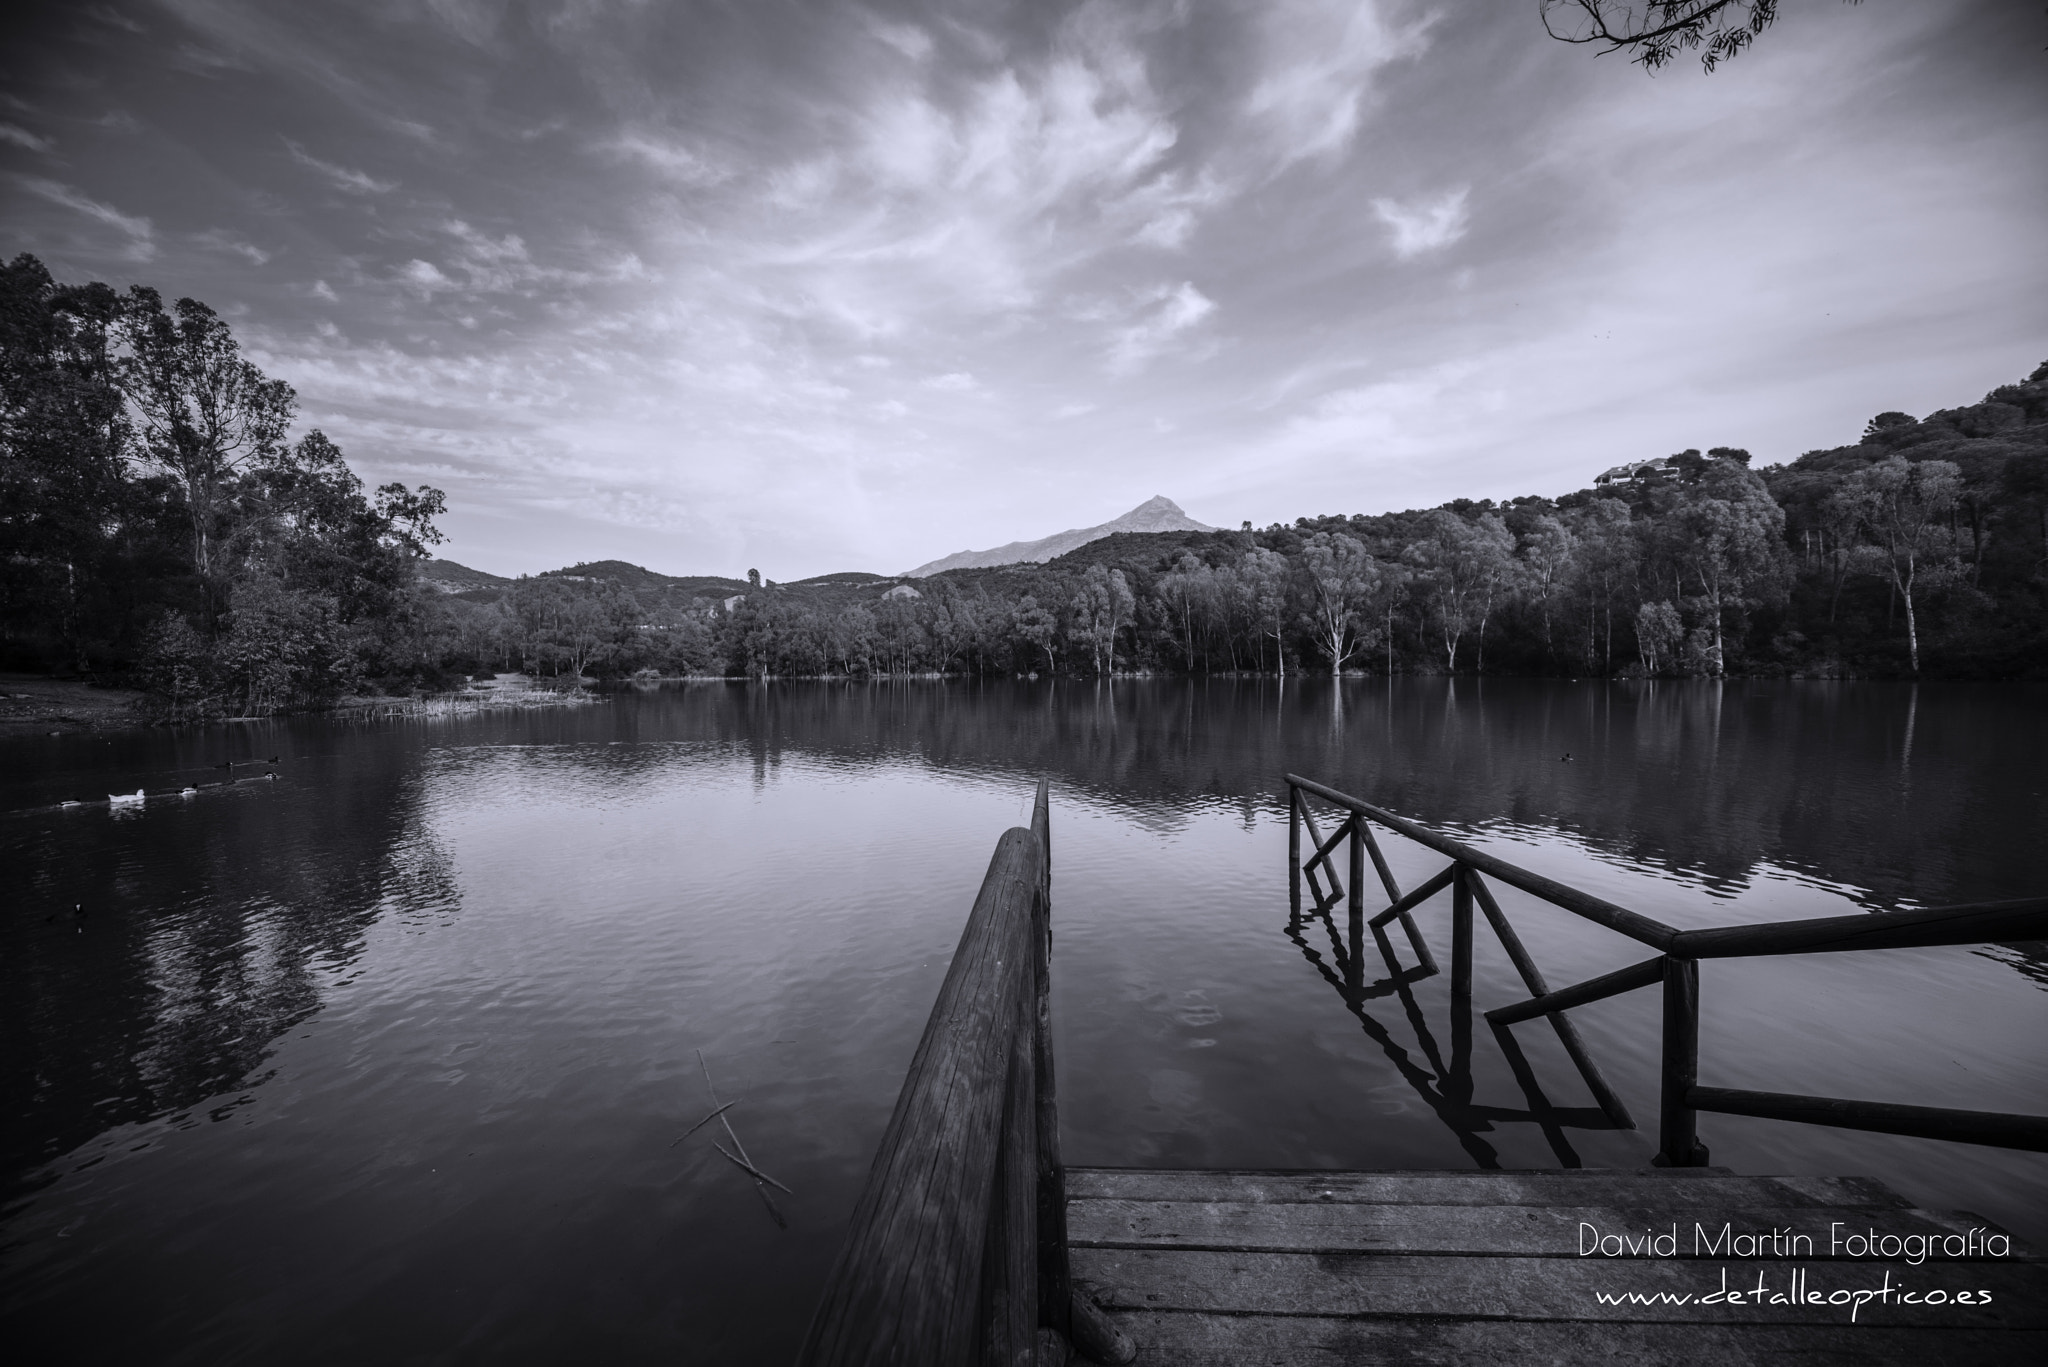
left=798, top=780, right=1132, bottom=1367
left=1286, top=774, right=2048, bottom=1166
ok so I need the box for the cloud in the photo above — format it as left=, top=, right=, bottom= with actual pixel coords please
left=921, top=372, right=979, bottom=391
left=193, top=228, right=271, bottom=265
left=870, top=20, right=934, bottom=63
left=285, top=139, right=396, bottom=193
left=311, top=279, right=339, bottom=302
left=398, top=258, right=455, bottom=294
left=605, top=131, right=730, bottom=185
left=1246, top=0, right=1432, bottom=165
left=1107, top=281, right=1216, bottom=374
left=1373, top=187, right=1470, bottom=257
left=0, top=123, right=53, bottom=153
left=16, top=176, right=155, bottom=258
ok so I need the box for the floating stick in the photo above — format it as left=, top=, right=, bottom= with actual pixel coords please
left=712, top=1140, right=794, bottom=1194
left=697, top=1049, right=790, bottom=1226
left=670, top=1099, right=739, bottom=1146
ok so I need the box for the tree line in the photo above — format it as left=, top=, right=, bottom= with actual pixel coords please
left=2, top=254, right=447, bottom=714
left=7, top=252, right=2045, bottom=710
left=443, top=359, right=2046, bottom=683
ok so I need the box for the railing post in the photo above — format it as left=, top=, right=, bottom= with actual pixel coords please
left=1345, top=816, right=1365, bottom=998
left=1287, top=783, right=1302, bottom=922
left=1449, top=864, right=1474, bottom=1105
left=1657, top=955, right=1708, bottom=1166
left=1450, top=863, right=1473, bottom=1011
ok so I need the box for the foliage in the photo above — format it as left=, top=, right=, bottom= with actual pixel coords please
left=10, top=255, right=2046, bottom=698
left=1540, top=1, right=1861, bottom=75
left=420, top=359, right=2048, bottom=686
left=0, top=255, right=445, bottom=710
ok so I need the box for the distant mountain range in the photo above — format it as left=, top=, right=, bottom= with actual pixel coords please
left=421, top=495, right=1218, bottom=592
left=903, top=496, right=1215, bottom=576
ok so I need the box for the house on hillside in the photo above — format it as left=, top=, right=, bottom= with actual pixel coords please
left=883, top=583, right=922, bottom=601
left=1594, top=455, right=1673, bottom=486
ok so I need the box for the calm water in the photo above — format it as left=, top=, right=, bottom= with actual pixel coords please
left=3, top=679, right=2044, bottom=1363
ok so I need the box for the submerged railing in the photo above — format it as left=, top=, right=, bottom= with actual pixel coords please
left=797, top=780, right=1132, bottom=1367
left=1286, top=773, right=2048, bottom=1166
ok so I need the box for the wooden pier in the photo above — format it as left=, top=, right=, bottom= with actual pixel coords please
left=797, top=778, right=2048, bottom=1365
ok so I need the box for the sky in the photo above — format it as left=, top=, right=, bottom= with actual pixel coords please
left=3, top=1, right=2044, bottom=580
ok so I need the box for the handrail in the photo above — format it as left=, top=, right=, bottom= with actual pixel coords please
left=1285, top=775, right=2048, bottom=1169
left=796, top=823, right=1043, bottom=1365
left=798, top=780, right=1133, bottom=1367
left=1667, top=898, right=2048, bottom=958
left=1286, top=774, right=1679, bottom=949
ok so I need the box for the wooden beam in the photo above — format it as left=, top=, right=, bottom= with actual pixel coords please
left=1484, top=956, right=1664, bottom=1027
left=1689, top=1087, right=2048, bottom=1152
left=1029, top=779, right=1070, bottom=1341
left=1657, top=957, right=1705, bottom=1168
left=796, top=827, right=1044, bottom=1366
left=1666, top=898, right=2048, bottom=960
left=1467, top=873, right=1633, bottom=1130
left=1367, top=864, right=1456, bottom=931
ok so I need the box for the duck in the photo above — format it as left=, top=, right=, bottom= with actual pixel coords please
left=180, top=786, right=198, bottom=797
left=109, top=789, right=144, bottom=805
left=1560, top=753, right=1575, bottom=762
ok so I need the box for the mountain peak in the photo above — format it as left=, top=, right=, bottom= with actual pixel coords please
left=904, top=497, right=1216, bottom=576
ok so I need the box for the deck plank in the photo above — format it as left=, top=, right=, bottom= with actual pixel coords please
left=1089, top=1312, right=2047, bottom=1366
left=1065, top=1167, right=1913, bottom=1210
left=1068, top=1198, right=2016, bottom=1258
left=1070, top=1247, right=2048, bottom=1327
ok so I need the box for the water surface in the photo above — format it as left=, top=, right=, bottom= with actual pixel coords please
left=3, top=679, right=2043, bottom=1363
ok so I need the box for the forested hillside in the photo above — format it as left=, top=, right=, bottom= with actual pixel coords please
left=6, top=252, right=2044, bottom=712
left=426, top=361, right=2048, bottom=684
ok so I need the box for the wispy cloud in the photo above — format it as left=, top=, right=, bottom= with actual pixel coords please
left=604, top=131, right=730, bottom=185
left=1107, top=281, right=1216, bottom=375
left=194, top=227, right=271, bottom=265
left=0, top=123, right=53, bottom=153
left=16, top=176, right=155, bottom=258
left=1246, top=0, right=1433, bottom=165
left=1373, top=188, right=1470, bottom=258
left=285, top=139, right=396, bottom=193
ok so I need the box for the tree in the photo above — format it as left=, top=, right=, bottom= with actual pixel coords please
left=1563, top=499, right=1635, bottom=674
left=1403, top=511, right=1513, bottom=673
left=1519, top=515, right=1579, bottom=663
left=1634, top=600, right=1683, bottom=674
left=1298, top=532, right=1386, bottom=676
left=1466, top=514, right=1520, bottom=674
left=0, top=255, right=131, bottom=669
left=1069, top=564, right=1135, bottom=675
left=1842, top=456, right=1962, bottom=672
left=1656, top=460, right=1787, bottom=675
left=1014, top=596, right=1057, bottom=674
left=115, top=290, right=296, bottom=596
left=1156, top=552, right=1215, bottom=671
left=1240, top=547, right=1294, bottom=677
left=1540, top=1, right=1862, bottom=75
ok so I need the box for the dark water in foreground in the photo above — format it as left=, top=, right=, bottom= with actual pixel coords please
left=2, top=679, right=2044, bottom=1363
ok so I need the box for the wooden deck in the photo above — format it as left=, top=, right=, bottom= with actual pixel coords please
left=1066, top=1166, right=2047, bottom=1364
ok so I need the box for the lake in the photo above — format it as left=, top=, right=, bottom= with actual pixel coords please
left=3, top=679, right=2044, bottom=1363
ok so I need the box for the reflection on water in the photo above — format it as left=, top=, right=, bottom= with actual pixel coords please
left=0, top=679, right=2043, bottom=1364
